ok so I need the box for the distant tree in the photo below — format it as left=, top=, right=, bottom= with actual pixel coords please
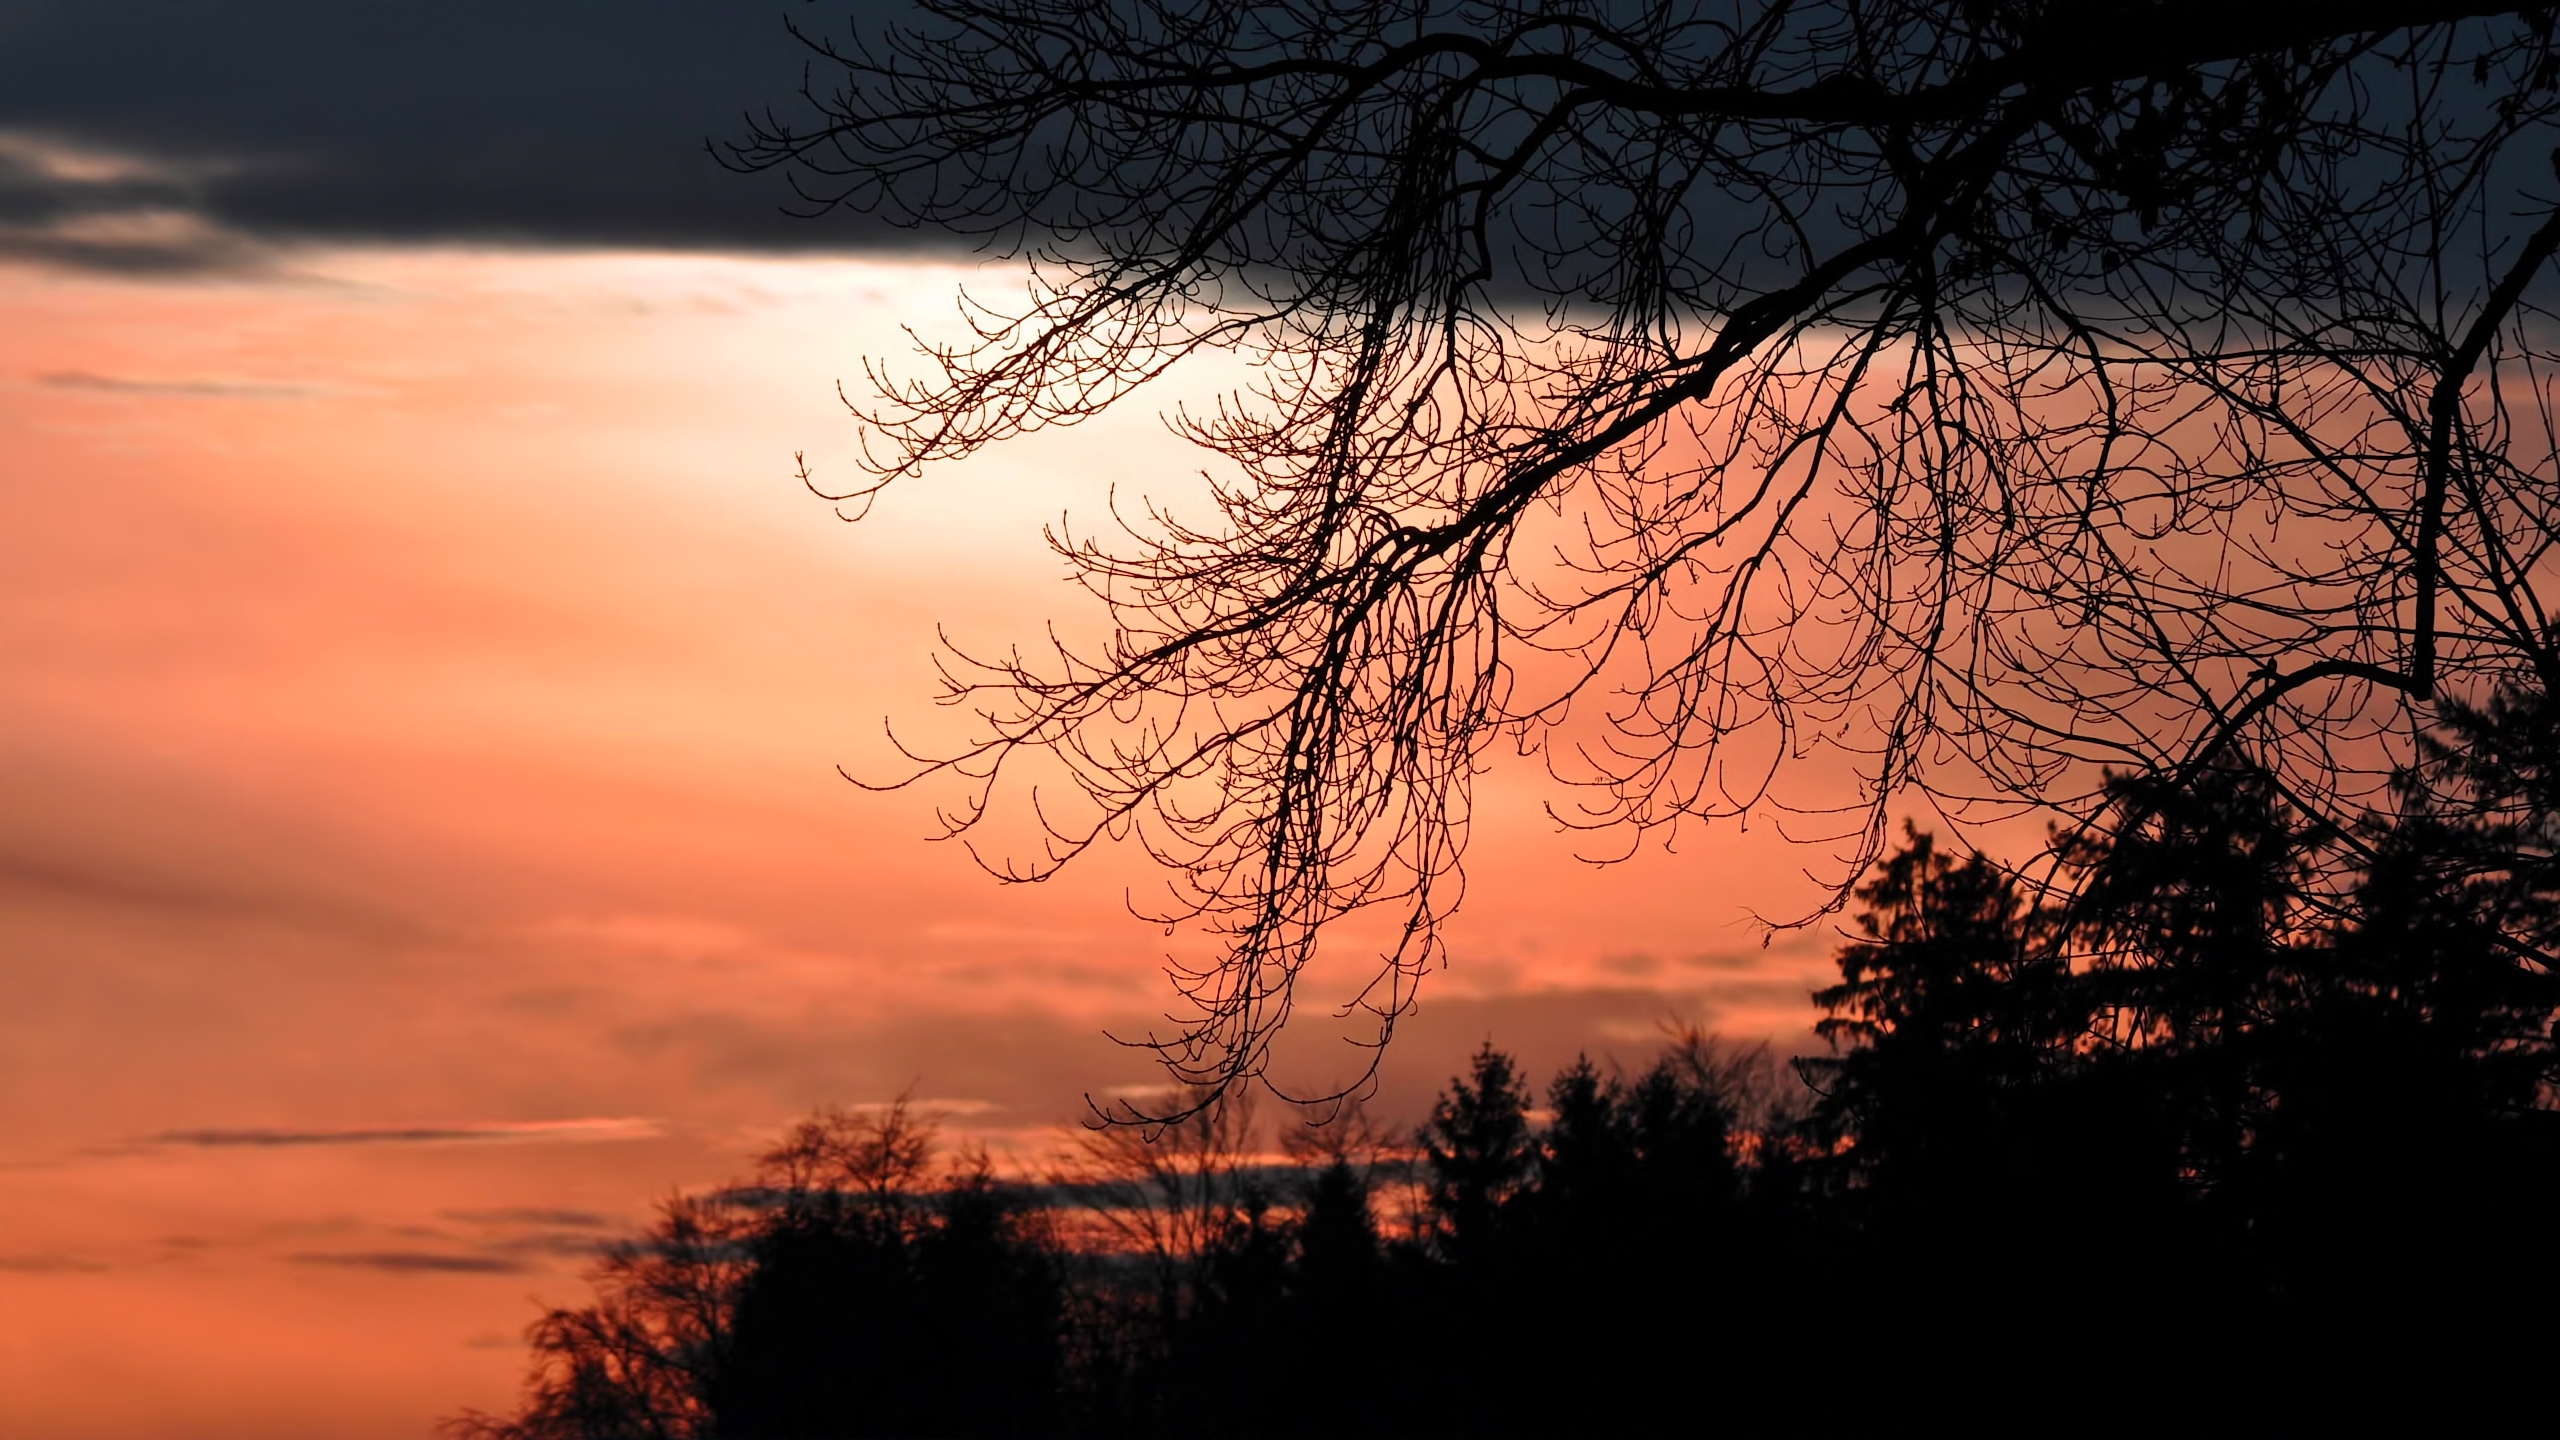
left=2061, top=746, right=2555, bottom=1221
left=2364, top=684, right=2560, bottom=1001
left=1258, top=1106, right=1402, bottom=1434
left=1046, top=1087, right=1308, bottom=1431
left=1056, top=1087, right=1268, bottom=1327
left=1275, top=1097, right=1399, bottom=1262
left=1418, top=1043, right=1535, bottom=1262
left=737, top=0, right=2560, bottom=1099
left=1801, top=780, right=2560, bottom=1419
left=448, top=805, right=2556, bottom=1436
left=714, top=1106, right=1064, bottom=1440
left=1531, top=1056, right=1633, bottom=1214
left=443, top=1192, right=744, bottom=1440
left=1804, top=824, right=2081, bottom=1207
left=1287, top=1154, right=1384, bottom=1309
left=448, top=1102, right=1064, bottom=1440
left=2246, top=699, right=2558, bottom=1368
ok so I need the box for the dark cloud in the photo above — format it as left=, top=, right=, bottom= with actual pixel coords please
left=140, top=1118, right=661, bottom=1149
left=290, top=1250, right=529, bottom=1275
left=0, top=1, right=934, bottom=270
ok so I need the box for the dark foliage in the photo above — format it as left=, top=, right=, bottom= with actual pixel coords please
left=1795, top=693, right=2560, bottom=1425
left=446, top=1103, right=1066, bottom=1440
left=456, top=693, right=2556, bottom=1435
left=712, top=1173, right=1062, bottom=1438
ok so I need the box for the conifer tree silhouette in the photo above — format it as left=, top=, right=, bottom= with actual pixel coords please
left=1419, top=1044, right=1535, bottom=1264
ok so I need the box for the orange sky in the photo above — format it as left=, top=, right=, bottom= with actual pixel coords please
left=0, top=247, right=1859, bottom=1438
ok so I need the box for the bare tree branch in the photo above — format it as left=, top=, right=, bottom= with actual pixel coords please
left=731, top=1, right=2560, bottom=1111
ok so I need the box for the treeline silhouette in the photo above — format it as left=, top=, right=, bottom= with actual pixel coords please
left=452, top=693, right=2556, bottom=1437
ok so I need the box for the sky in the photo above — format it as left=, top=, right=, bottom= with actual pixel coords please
left=0, top=8, right=1856, bottom=1437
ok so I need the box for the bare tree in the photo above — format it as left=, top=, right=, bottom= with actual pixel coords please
left=446, top=1103, right=947, bottom=1440
left=731, top=1, right=2560, bottom=1106
left=1054, top=1087, right=1269, bottom=1314
left=752, top=1099, right=940, bottom=1225
left=442, top=1193, right=747, bottom=1440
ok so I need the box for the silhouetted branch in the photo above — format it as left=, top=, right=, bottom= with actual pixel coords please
left=737, top=1, right=2560, bottom=1103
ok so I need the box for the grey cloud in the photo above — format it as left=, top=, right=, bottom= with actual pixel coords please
left=0, top=1, right=938, bottom=271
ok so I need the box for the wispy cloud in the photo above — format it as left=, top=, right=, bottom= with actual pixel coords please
left=139, top=1117, right=663, bottom=1150
left=36, top=369, right=317, bottom=400
left=290, top=1250, right=529, bottom=1276
left=0, top=132, right=270, bottom=273
left=0, top=1251, right=110, bottom=1274
left=442, top=1206, right=615, bottom=1229
left=487, top=1232, right=612, bottom=1261
left=0, top=132, right=193, bottom=187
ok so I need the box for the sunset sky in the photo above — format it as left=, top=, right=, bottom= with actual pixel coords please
left=3, top=7, right=1860, bottom=1436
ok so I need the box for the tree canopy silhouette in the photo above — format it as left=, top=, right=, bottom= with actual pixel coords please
left=450, top=1034, right=1822, bottom=1438
left=1794, top=745, right=2556, bottom=1420
left=446, top=1103, right=1067, bottom=1440
left=733, top=0, right=2560, bottom=1102
left=449, top=757, right=2556, bottom=1434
